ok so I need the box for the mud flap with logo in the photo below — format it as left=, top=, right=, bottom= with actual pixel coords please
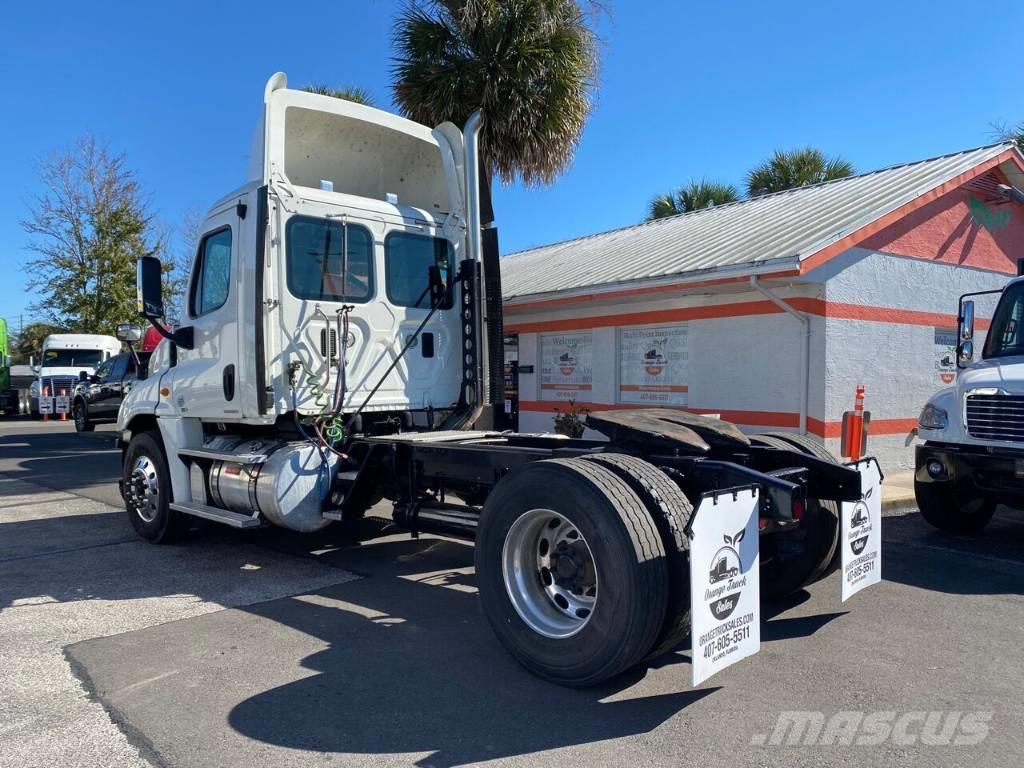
left=840, top=458, right=883, bottom=602
left=688, top=487, right=761, bottom=686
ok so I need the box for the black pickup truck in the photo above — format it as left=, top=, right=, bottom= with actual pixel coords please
left=72, top=351, right=150, bottom=432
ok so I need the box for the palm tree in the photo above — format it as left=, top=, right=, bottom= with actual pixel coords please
left=992, top=120, right=1024, bottom=150
left=392, top=0, right=599, bottom=189
left=303, top=84, right=376, bottom=107
left=647, top=179, right=740, bottom=220
left=745, top=148, right=854, bottom=197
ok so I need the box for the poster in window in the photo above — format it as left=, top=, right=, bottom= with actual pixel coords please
left=934, top=328, right=957, bottom=385
left=619, top=325, right=689, bottom=406
left=540, top=333, right=592, bottom=401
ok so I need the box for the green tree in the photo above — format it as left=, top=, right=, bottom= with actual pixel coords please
left=11, top=322, right=63, bottom=365
left=647, top=179, right=740, bottom=220
left=20, top=135, right=167, bottom=335
left=392, top=0, right=599, bottom=192
left=745, top=147, right=855, bottom=197
left=303, top=83, right=376, bottom=107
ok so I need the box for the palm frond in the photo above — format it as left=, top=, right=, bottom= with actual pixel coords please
left=303, top=83, right=376, bottom=107
left=745, top=147, right=854, bottom=197
left=392, top=0, right=599, bottom=187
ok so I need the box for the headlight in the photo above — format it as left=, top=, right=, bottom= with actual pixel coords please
left=29, top=380, right=40, bottom=397
left=919, top=403, right=948, bottom=430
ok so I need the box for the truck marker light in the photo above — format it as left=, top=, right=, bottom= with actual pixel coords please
left=791, top=498, right=805, bottom=521
left=160, top=387, right=170, bottom=397
left=758, top=517, right=768, bottom=531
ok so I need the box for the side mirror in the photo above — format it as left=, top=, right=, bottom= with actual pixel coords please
left=958, top=339, right=974, bottom=367
left=959, top=300, right=975, bottom=341
left=137, top=256, right=165, bottom=319
left=116, top=323, right=143, bottom=343
left=78, top=370, right=89, bottom=382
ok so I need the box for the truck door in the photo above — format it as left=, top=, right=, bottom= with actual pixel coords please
left=166, top=211, right=239, bottom=419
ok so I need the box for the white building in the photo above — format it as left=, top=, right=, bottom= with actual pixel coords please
left=501, top=143, right=1024, bottom=470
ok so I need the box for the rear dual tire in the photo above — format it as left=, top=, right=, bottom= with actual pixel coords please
left=475, top=458, right=669, bottom=687
left=752, top=433, right=841, bottom=598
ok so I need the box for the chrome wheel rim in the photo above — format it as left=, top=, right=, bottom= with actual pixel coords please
left=126, top=455, right=160, bottom=523
left=501, top=508, right=598, bottom=639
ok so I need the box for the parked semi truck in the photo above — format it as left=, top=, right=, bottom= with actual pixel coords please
left=917, top=270, right=1024, bottom=533
left=30, top=333, right=121, bottom=417
left=0, top=319, right=23, bottom=415
left=119, top=73, right=869, bottom=686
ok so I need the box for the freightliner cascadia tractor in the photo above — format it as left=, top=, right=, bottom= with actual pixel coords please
left=118, top=73, right=871, bottom=687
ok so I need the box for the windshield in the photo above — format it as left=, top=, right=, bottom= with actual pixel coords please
left=42, top=349, right=105, bottom=369
left=984, top=282, right=1024, bottom=359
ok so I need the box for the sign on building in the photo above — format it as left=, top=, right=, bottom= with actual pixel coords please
left=539, top=333, right=592, bottom=401
left=934, top=328, right=957, bottom=385
left=619, top=325, right=689, bottom=406
left=689, top=487, right=761, bottom=686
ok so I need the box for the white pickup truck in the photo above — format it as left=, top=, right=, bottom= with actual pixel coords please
left=917, top=275, right=1024, bottom=532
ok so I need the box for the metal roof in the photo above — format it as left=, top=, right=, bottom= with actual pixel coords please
left=501, top=143, right=1021, bottom=301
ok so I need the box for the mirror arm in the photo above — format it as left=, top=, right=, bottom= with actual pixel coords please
left=143, top=316, right=195, bottom=351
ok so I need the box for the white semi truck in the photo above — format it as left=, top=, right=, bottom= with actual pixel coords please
left=118, top=73, right=870, bottom=686
left=31, top=333, right=121, bottom=417
left=917, top=272, right=1024, bottom=533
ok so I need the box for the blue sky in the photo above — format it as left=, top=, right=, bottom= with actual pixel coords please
left=3, top=0, right=1023, bottom=329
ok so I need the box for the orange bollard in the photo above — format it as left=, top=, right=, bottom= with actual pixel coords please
left=59, top=388, right=67, bottom=421
left=849, top=384, right=865, bottom=462
left=42, top=385, right=49, bottom=421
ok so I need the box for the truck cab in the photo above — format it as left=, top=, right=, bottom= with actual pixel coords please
left=916, top=275, right=1024, bottom=532
left=31, top=333, right=121, bottom=417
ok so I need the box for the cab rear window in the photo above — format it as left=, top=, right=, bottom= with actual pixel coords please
left=286, top=217, right=374, bottom=303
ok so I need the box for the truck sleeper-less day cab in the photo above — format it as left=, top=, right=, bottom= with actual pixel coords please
left=119, top=73, right=869, bottom=687
left=31, top=334, right=121, bottom=416
left=917, top=274, right=1024, bottom=533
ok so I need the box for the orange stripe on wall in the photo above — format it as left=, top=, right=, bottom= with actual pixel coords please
left=519, top=401, right=800, bottom=429
left=505, top=296, right=987, bottom=334
left=520, top=402, right=918, bottom=438
left=808, top=416, right=919, bottom=439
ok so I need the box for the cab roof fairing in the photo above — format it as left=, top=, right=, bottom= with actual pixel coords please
left=247, top=72, right=466, bottom=222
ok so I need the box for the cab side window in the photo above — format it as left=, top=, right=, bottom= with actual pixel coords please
left=190, top=228, right=233, bottom=317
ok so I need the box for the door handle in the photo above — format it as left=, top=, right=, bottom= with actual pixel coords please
left=223, top=365, right=235, bottom=401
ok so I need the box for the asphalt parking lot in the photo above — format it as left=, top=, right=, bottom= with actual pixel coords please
left=1, top=418, right=1023, bottom=768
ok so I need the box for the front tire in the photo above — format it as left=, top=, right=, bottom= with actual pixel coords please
left=916, top=481, right=995, bottom=535
left=73, top=400, right=95, bottom=432
left=123, top=431, right=185, bottom=543
left=475, top=458, right=668, bottom=687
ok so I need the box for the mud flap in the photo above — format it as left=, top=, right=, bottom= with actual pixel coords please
left=688, top=487, right=761, bottom=686
left=840, top=458, right=883, bottom=601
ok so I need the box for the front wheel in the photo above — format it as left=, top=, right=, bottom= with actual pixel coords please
left=475, top=458, right=668, bottom=687
left=123, top=431, right=185, bottom=543
left=73, top=400, right=95, bottom=432
left=916, top=481, right=995, bottom=535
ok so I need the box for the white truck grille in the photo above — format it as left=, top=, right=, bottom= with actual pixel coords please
left=42, top=376, right=78, bottom=396
left=965, top=393, right=1024, bottom=441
